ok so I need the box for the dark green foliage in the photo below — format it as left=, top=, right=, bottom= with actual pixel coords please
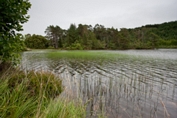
left=0, top=34, right=26, bottom=64
left=45, top=25, right=63, bottom=49
left=68, top=41, right=83, bottom=50
left=63, top=24, right=78, bottom=49
left=24, top=34, right=49, bottom=49
left=144, top=21, right=177, bottom=40
left=0, top=0, right=31, bottom=34
left=0, top=0, right=31, bottom=63
left=43, top=21, right=177, bottom=50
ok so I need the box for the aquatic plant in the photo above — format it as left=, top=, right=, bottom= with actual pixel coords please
left=46, top=50, right=130, bottom=61
left=0, top=69, right=85, bottom=118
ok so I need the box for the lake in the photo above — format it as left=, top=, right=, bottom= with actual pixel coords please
left=21, top=49, right=177, bottom=118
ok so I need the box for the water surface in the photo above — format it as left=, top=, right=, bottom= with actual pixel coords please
left=21, top=49, right=177, bottom=118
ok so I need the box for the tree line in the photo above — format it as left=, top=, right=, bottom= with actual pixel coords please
left=25, top=21, right=177, bottom=50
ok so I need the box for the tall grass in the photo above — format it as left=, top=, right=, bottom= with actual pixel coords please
left=41, top=98, right=85, bottom=118
left=46, top=50, right=130, bottom=60
left=0, top=69, right=86, bottom=118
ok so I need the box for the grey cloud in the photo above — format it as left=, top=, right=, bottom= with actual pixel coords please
left=22, top=0, right=177, bottom=35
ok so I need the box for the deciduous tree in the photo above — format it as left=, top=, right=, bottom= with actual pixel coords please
left=0, top=0, right=31, bottom=65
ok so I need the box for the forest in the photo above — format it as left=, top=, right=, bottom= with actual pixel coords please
left=24, top=21, right=177, bottom=50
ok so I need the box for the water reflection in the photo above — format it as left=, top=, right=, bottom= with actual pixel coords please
left=21, top=50, right=177, bottom=118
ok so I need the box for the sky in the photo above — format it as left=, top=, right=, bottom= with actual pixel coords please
left=21, top=0, right=177, bottom=36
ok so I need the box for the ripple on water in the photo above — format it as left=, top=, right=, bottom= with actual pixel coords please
left=21, top=50, right=177, bottom=118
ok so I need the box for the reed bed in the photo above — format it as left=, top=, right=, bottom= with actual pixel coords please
left=45, top=50, right=130, bottom=60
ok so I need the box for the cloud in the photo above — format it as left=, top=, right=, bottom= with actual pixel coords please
left=22, top=0, right=177, bottom=35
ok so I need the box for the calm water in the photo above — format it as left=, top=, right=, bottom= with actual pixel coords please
left=21, top=49, right=177, bottom=118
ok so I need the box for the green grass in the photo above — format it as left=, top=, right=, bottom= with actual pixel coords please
left=45, top=50, right=130, bottom=61
left=0, top=69, right=86, bottom=118
left=41, top=98, right=85, bottom=118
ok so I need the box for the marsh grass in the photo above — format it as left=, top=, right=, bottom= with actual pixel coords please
left=0, top=69, right=86, bottom=118
left=46, top=50, right=131, bottom=61
left=41, top=98, right=85, bottom=118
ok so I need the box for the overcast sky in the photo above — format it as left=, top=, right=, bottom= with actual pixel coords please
left=21, top=0, right=177, bottom=35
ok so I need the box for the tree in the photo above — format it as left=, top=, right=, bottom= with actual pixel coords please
left=93, top=24, right=107, bottom=49
left=77, top=24, right=92, bottom=49
left=45, top=25, right=63, bottom=49
left=0, top=0, right=31, bottom=65
left=24, top=34, right=49, bottom=49
left=146, top=32, right=160, bottom=48
left=118, top=28, right=130, bottom=49
left=62, top=24, right=79, bottom=48
left=67, top=24, right=78, bottom=44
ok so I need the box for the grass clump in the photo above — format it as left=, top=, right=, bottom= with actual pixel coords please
left=0, top=69, right=85, bottom=118
left=7, top=70, right=62, bottom=99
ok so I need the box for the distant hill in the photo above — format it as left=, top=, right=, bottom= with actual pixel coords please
left=141, top=21, right=177, bottom=40
left=119, top=21, right=177, bottom=49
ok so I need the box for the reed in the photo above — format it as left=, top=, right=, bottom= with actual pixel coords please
left=40, top=98, right=85, bottom=118
left=0, top=69, right=86, bottom=118
left=46, top=50, right=129, bottom=60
